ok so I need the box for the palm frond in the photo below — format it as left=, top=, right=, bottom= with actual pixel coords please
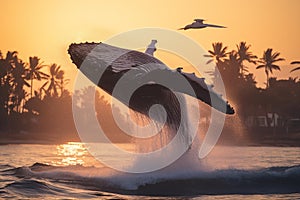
left=256, top=65, right=265, bottom=69
left=208, top=50, right=215, bottom=55
left=206, top=59, right=214, bottom=64
left=291, top=61, right=300, bottom=65
left=39, top=71, right=50, bottom=78
left=270, top=64, right=281, bottom=71
left=273, top=58, right=285, bottom=62
left=41, top=81, right=49, bottom=90
left=290, top=67, right=300, bottom=73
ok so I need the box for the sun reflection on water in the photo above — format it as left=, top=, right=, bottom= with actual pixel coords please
left=51, top=142, right=136, bottom=167
left=55, top=142, right=88, bottom=166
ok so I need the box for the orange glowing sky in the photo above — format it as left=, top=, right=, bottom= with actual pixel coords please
left=1, top=0, right=300, bottom=88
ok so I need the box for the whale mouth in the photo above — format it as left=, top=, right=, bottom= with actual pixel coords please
left=68, top=42, right=234, bottom=118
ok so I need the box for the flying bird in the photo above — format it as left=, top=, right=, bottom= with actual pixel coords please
left=179, top=19, right=226, bottom=30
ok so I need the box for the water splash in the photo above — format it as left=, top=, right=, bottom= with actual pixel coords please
left=126, top=92, right=203, bottom=174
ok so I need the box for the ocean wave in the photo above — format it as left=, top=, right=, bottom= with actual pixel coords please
left=0, top=164, right=14, bottom=171
left=1, top=162, right=300, bottom=196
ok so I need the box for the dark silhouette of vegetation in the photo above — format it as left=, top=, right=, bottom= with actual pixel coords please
left=204, top=42, right=229, bottom=64
left=236, top=42, right=257, bottom=75
left=0, top=50, right=129, bottom=143
left=256, top=48, right=285, bottom=88
left=73, top=86, right=131, bottom=143
left=28, top=56, right=49, bottom=98
left=290, top=61, right=300, bottom=72
left=205, top=42, right=300, bottom=144
left=1, top=42, right=300, bottom=145
left=43, top=64, right=64, bottom=97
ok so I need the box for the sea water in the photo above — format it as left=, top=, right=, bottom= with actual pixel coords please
left=1, top=143, right=300, bottom=199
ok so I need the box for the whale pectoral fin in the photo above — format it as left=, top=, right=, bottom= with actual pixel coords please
left=178, top=71, right=234, bottom=115
left=141, top=69, right=234, bottom=115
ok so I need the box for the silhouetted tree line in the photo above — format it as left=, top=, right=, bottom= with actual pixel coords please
left=1, top=42, right=299, bottom=142
left=73, top=86, right=131, bottom=143
left=205, top=42, right=300, bottom=129
left=0, top=51, right=73, bottom=136
left=0, top=50, right=129, bottom=142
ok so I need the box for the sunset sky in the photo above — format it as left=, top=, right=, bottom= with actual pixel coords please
left=1, top=0, right=300, bottom=88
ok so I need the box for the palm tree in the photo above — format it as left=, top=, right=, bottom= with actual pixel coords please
left=204, top=42, right=229, bottom=88
left=2, top=51, right=18, bottom=81
left=0, top=51, right=17, bottom=115
left=28, top=56, right=49, bottom=98
left=56, top=70, right=69, bottom=96
left=256, top=48, right=285, bottom=88
left=10, top=57, right=30, bottom=112
left=225, top=51, right=240, bottom=75
left=43, top=64, right=64, bottom=97
left=290, top=61, right=300, bottom=72
left=204, top=42, right=229, bottom=64
left=236, top=42, right=257, bottom=75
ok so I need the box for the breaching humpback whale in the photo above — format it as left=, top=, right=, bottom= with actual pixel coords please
left=68, top=42, right=234, bottom=126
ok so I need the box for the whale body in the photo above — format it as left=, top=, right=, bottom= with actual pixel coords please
left=68, top=42, right=234, bottom=126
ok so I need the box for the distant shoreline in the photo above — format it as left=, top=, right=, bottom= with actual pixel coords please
left=0, top=131, right=131, bottom=145
left=1, top=132, right=300, bottom=147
